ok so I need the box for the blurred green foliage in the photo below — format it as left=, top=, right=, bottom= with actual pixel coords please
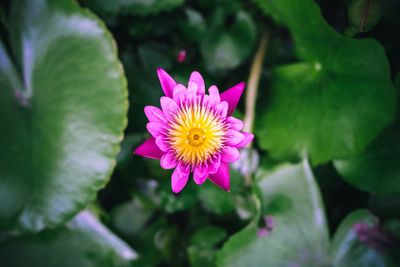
left=1, top=0, right=400, bottom=266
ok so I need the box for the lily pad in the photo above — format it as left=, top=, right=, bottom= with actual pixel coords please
left=254, top=0, right=396, bottom=164
left=216, top=160, right=330, bottom=267
left=0, top=0, right=128, bottom=232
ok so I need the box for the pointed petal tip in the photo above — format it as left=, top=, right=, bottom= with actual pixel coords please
left=230, top=81, right=246, bottom=92
left=193, top=165, right=209, bottom=185
left=236, top=132, right=254, bottom=148
left=193, top=178, right=206, bottom=185
left=156, top=67, right=166, bottom=78
left=172, top=187, right=182, bottom=194
left=146, top=122, right=164, bottom=138
left=191, top=70, right=201, bottom=75
left=160, top=96, right=179, bottom=119
left=221, top=82, right=246, bottom=116
left=226, top=130, right=245, bottom=146
left=172, top=183, right=186, bottom=194
left=157, top=66, right=167, bottom=73
left=134, top=137, right=164, bottom=159
left=160, top=152, right=177, bottom=169
left=171, top=163, right=190, bottom=193
left=189, top=70, right=205, bottom=95
left=220, top=183, right=230, bottom=192
left=157, top=68, right=176, bottom=98
left=209, top=163, right=230, bottom=191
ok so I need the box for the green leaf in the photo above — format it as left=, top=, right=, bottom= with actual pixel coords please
left=159, top=182, right=197, bottom=213
left=201, top=10, right=257, bottom=73
left=154, top=225, right=185, bottom=267
left=179, top=8, right=206, bottom=43
left=0, top=0, right=128, bottom=232
left=198, top=181, right=236, bottom=215
left=188, top=247, right=217, bottom=267
left=334, top=125, right=400, bottom=195
left=331, top=209, right=398, bottom=267
left=188, top=226, right=228, bottom=267
left=216, top=159, right=330, bottom=267
left=0, top=211, right=137, bottom=267
left=110, top=198, right=153, bottom=237
left=84, top=0, right=184, bottom=17
left=254, top=0, right=396, bottom=164
left=130, top=218, right=167, bottom=267
left=190, top=226, right=227, bottom=248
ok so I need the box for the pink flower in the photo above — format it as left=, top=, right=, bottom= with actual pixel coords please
left=134, top=68, right=254, bottom=193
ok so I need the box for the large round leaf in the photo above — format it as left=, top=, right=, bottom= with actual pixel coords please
left=334, top=125, right=400, bottom=195
left=216, top=159, right=330, bottom=267
left=0, top=211, right=137, bottom=267
left=0, top=0, right=128, bottom=232
left=254, top=0, right=396, bottom=164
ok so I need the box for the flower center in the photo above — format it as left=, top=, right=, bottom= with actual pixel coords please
left=187, top=128, right=205, bottom=147
left=168, top=104, right=226, bottom=165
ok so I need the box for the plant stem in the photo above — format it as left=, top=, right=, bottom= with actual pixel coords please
left=243, top=32, right=269, bottom=133
left=242, top=31, right=269, bottom=186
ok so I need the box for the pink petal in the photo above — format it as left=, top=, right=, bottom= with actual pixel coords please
left=144, top=106, right=166, bottom=124
left=208, top=154, right=221, bottom=174
left=160, top=96, right=179, bottom=119
left=214, top=101, right=228, bottom=118
left=220, top=82, right=245, bottom=116
left=171, top=163, right=190, bottom=193
left=134, top=137, right=164, bottom=159
left=146, top=122, right=164, bottom=138
left=188, top=71, right=205, bottom=96
left=186, top=83, right=197, bottom=102
left=209, top=163, right=230, bottom=191
left=235, top=132, right=254, bottom=148
left=155, top=135, right=169, bottom=152
left=226, top=116, right=244, bottom=131
left=226, top=130, right=245, bottom=146
left=221, top=146, right=240, bottom=163
left=173, top=84, right=187, bottom=102
left=193, top=165, right=208, bottom=185
left=160, top=152, right=177, bottom=169
left=208, top=85, right=221, bottom=106
left=157, top=68, right=176, bottom=98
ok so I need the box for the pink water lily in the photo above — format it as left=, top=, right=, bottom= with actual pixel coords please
left=134, top=68, right=254, bottom=193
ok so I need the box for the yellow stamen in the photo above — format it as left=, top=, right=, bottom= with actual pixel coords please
left=168, top=103, right=225, bottom=165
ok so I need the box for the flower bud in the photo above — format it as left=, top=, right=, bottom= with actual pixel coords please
left=348, top=0, right=382, bottom=32
left=177, top=49, right=186, bottom=63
